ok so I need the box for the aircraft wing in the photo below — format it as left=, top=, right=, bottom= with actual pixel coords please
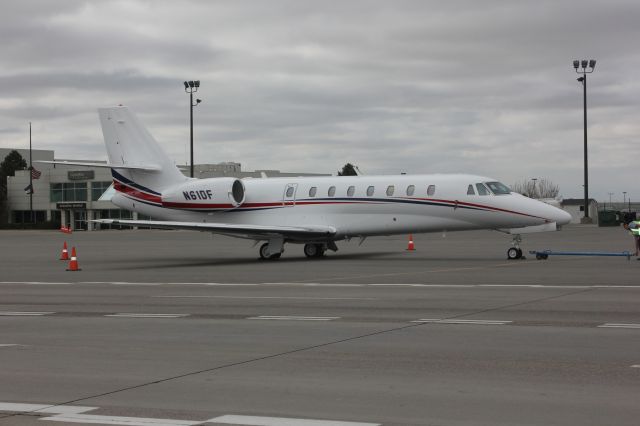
left=36, top=160, right=161, bottom=171
left=92, top=219, right=337, bottom=240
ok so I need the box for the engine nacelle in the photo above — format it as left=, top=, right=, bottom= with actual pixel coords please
left=161, top=177, right=245, bottom=211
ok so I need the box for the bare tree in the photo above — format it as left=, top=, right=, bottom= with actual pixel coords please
left=337, top=163, right=358, bottom=176
left=511, top=178, right=559, bottom=199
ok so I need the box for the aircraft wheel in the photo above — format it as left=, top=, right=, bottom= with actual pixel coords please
left=314, top=244, right=326, bottom=257
left=260, top=243, right=281, bottom=260
left=304, top=243, right=318, bottom=258
left=507, top=247, right=521, bottom=260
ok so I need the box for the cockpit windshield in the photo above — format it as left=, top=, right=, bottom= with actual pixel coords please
left=485, top=181, right=511, bottom=195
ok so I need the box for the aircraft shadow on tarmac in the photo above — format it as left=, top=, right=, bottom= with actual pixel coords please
left=106, top=251, right=511, bottom=270
left=109, top=251, right=401, bottom=270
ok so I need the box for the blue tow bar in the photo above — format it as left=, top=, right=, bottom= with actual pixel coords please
left=529, top=250, right=631, bottom=260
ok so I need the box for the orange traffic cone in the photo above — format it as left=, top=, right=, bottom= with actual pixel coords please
left=406, top=234, right=416, bottom=251
left=60, top=242, right=69, bottom=261
left=66, top=247, right=81, bottom=271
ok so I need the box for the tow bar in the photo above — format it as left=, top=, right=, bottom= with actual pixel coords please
left=529, top=250, right=631, bottom=260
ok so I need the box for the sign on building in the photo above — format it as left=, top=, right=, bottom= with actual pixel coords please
left=68, top=170, right=95, bottom=180
left=56, top=202, right=87, bottom=210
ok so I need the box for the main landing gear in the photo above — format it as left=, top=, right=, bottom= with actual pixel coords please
left=507, top=234, right=524, bottom=260
left=303, top=243, right=326, bottom=258
left=258, top=241, right=338, bottom=260
left=259, top=243, right=281, bottom=260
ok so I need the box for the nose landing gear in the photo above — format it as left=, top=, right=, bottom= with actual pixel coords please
left=507, top=234, right=524, bottom=260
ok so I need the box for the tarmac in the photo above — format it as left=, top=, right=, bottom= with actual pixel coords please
left=0, top=225, right=638, bottom=426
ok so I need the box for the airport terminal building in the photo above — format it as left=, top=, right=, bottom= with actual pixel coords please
left=1, top=148, right=328, bottom=230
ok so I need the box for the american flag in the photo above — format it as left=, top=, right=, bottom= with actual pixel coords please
left=30, top=167, right=42, bottom=179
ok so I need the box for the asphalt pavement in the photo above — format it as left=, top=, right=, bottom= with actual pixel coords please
left=0, top=225, right=638, bottom=426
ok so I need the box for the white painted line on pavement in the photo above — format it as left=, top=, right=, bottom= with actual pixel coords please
left=154, top=296, right=375, bottom=300
left=631, top=365, right=640, bottom=368
left=597, top=323, right=640, bottom=329
left=263, top=283, right=365, bottom=287
left=3, top=281, right=640, bottom=289
left=105, top=313, right=189, bottom=318
left=0, top=282, right=73, bottom=285
left=247, top=315, right=340, bottom=321
left=412, top=318, right=512, bottom=325
left=0, top=402, right=379, bottom=426
left=207, top=414, right=380, bottom=426
left=0, top=402, right=97, bottom=414
left=40, top=413, right=200, bottom=426
left=0, top=344, right=21, bottom=347
left=0, top=311, right=54, bottom=316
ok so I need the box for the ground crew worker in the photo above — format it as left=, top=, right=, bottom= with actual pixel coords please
left=623, top=220, right=640, bottom=259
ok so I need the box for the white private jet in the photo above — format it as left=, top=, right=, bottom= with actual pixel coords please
left=42, top=106, right=571, bottom=260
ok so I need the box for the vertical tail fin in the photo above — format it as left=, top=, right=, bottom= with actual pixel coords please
left=98, top=106, right=187, bottom=192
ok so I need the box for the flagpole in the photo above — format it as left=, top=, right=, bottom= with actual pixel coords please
left=29, top=122, right=33, bottom=223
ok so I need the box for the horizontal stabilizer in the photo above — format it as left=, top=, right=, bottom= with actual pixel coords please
left=35, top=160, right=161, bottom=171
left=92, top=219, right=337, bottom=240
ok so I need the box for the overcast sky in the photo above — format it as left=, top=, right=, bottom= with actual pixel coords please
left=1, top=0, right=639, bottom=201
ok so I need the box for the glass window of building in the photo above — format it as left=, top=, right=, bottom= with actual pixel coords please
left=476, top=183, right=490, bottom=195
left=386, top=185, right=395, bottom=196
left=328, top=186, right=336, bottom=197
left=427, top=185, right=436, bottom=196
left=347, top=186, right=355, bottom=197
left=91, top=181, right=112, bottom=201
left=366, top=186, right=375, bottom=196
left=467, top=184, right=475, bottom=195
left=50, top=183, right=63, bottom=202
left=51, top=182, right=87, bottom=202
left=406, top=185, right=415, bottom=196
left=309, top=186, right=317, bottom=197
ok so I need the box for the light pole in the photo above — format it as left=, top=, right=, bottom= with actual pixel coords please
left=531, top=178, right=538, bottom=198
left=573, top=59, right=596, bottom=223
left=184, top=80, right=201, bottom=178
left=608, top=192, right=613, bottom=207
left=623, top=191, right=627, bottom=205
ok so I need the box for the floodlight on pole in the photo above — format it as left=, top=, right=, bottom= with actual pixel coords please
left=572, top=58, right=596, bottom=223
left=184, top=79, right=201, bottom=178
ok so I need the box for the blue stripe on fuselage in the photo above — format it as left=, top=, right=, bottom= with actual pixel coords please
left=111, top=169, right=161, bottom=196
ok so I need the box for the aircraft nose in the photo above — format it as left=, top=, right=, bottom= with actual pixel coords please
left=553, top=207, right=572, bottom=225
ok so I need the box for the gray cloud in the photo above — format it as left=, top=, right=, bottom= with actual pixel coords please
left=1, top=0, right=639, bottom=201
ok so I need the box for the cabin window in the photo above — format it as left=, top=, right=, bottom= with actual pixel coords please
left=347, top=186, right=355, bottom=197
left=427, top=185, right=436, bottom=196
left=286, top=186, right=295, bottom=197
left=366, top=186, right=375, bottom=196
left=485, top=181, right=511, bottom=195
left=406, top=185, right=415, bottom=196
left=386, top=185, right=395, bottom=196
left=309, top=186, right=317, bottom=197
left=328, top=186, right=336, bottom=197
left=467, top=185, right=475, bottom=195
left=476, top=183, right=490, bottom=195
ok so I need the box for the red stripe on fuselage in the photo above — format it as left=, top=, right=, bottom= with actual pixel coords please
left=113, top=181, right=162, bottom=204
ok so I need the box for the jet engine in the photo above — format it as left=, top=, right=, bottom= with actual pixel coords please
left=161, top=177, right=245, bottom=210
